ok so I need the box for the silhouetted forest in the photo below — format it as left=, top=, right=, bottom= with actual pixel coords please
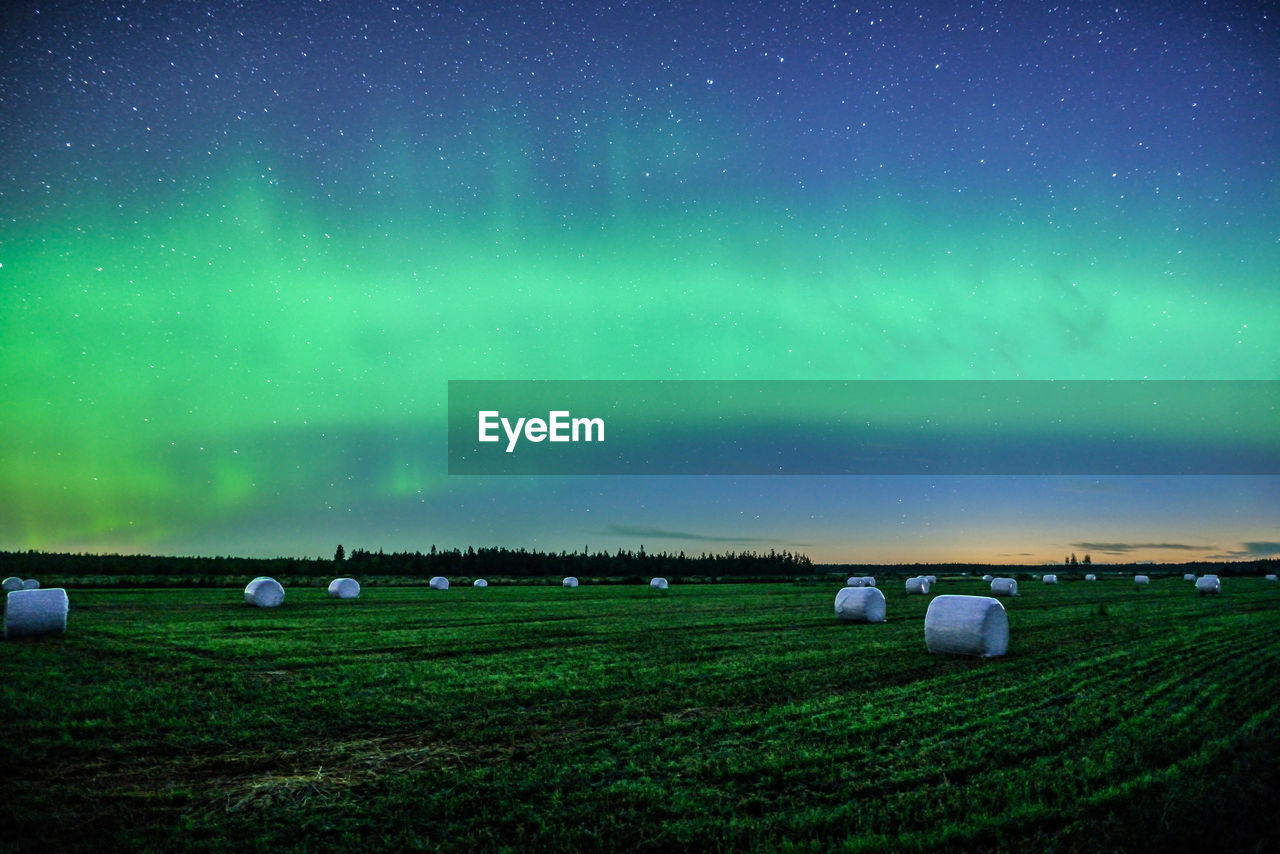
left=0, top=545, right=814, bottom=583
left=342, top=544, right=812, bottom=579
left=1, top=549, right=1275, bottom=586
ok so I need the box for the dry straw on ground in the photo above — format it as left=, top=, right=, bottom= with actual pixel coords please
left=924, top=594, right=1009, bottom=658
left=5, top=588, right=69, bottom=638
left=834, top=586, right=887, bottom=623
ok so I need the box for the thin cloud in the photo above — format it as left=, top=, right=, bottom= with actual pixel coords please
left=606, top=524, right=773, bottom=544
left=1204, top=541, right=1280, bottom=560
left=1071, top=542, right=1213, bottom=554
left=1242, top=541, right=1280, bottom=556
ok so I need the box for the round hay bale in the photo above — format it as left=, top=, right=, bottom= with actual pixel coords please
left=924, top=595, right=1009, bottom=658
left=863, top=576, right=876, bottom=588
left=1, top=577, right=23, bottom=592
left=1134, top=575, right=1150, bottom=586
left=990, top=577, right=1018, bottom=597
left=925, top=575, right=938, bottom=585
left=1084, top=573, right=1097, bottom=581
left=327, top=577, right=360, bottom=599
left=834, top=586, right=887, bottom=623
left=1195, top=576, right=1221, bottom=595
left=982, top=574, right=994, bottom=582
left=1266, top=574, right=1277, bottom=582
left=244, top=577, right=284, bottom=608
left=1183, top=573, right=1196, bottom=582
left=21, top=579, right=40, bottom=590
left=649, top=577, right=669, bottom=590
left=473, top=579, right=488, bottom=587
left=845, top=576, right=865, bottom=587
left=906, top=576, right=930, bottom=595
left=562, top=576, right=579, bottom=588
left=4, top=588, right=69, bottom=638
left=1043, top=574, right=1058, bottom=585
left=428, top=576, right=449, bottom=590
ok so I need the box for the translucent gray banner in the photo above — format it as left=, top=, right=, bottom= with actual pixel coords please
left=447, top=380, right=1279, bottom=475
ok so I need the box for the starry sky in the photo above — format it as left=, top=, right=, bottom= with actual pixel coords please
left=1, top=1, right=1277, bottom=564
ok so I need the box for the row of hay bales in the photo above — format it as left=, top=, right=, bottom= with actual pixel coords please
left=242, top=574, right=679, bottom=608
left=246, top=575, right=366, bottom=607
left=834, top=586, right=1009, bottom=658
left=233, top=569, right=1279, bottom=610
left=2, top=577, right=41, bottom=591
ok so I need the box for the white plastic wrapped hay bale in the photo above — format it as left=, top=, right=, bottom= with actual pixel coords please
left=649, top=577, right=669, bottom=590
left=327, top=577, right=360, bottom=599
left=562, top=576, right=579, bottom=588
left=428, top=576, right=449, bottom=590
left=1134, top=575, right=1150, bottom=586
left=1183, top=573, right=1196, bottom=582
left=982, top=574, right=994, bottom=582
left=22, top=579, right=40, bottom=590
left=244, top=577, right=285, bottom=608
left=990, top=577, right=1018, bottom=597
left=1043, top=574, right=1058, bottom=585
left=4, top=588, right=69, bottom=638
left=863, top=576, right=876, bottom=588
left=1084, top=573, right=1097, bottom=581
left=925, top=575, right=937, bottom=585
left=1195, top=576, right=1220, bottom=595
left=1, top=577, right=22, bottom=592
left=474, top=579, right=488, bottom=588
left=1266, top=574, right=1278, bottom=582
left=845, top=576, right=864, bottom=587
left=924, top=595, right=1008, bottom=658
left=834, top=586, right=886, bottom=623
left=906, top=576, right=930, bottom=595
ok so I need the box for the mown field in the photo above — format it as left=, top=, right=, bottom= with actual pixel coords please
left=2, top=577, right=1278, bottom=853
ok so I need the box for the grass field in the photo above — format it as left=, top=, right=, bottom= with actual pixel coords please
left=2, top=577, right=1278, bottom=852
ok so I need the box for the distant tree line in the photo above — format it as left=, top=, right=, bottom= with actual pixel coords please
left=3, top=549, right=1276, bottom=583
left=0, top=551, right=327, bottom=578
left=0, top=545, right=814, bottom=581
left=343, top=544, right=814, bottom=579
left=819, top=559, right=1279, bottom=578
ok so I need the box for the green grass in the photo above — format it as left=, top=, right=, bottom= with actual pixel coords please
left=2, top=578, right=1278, bottom=852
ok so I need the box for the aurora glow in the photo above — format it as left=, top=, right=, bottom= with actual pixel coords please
left=1, top=2, right=1277, bottom=563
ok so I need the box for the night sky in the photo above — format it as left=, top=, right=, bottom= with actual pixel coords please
left=2, top=1, right=1277, bottom=564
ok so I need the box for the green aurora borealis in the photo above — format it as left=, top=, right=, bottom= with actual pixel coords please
left=2, top=2, right=1277, bottom=563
